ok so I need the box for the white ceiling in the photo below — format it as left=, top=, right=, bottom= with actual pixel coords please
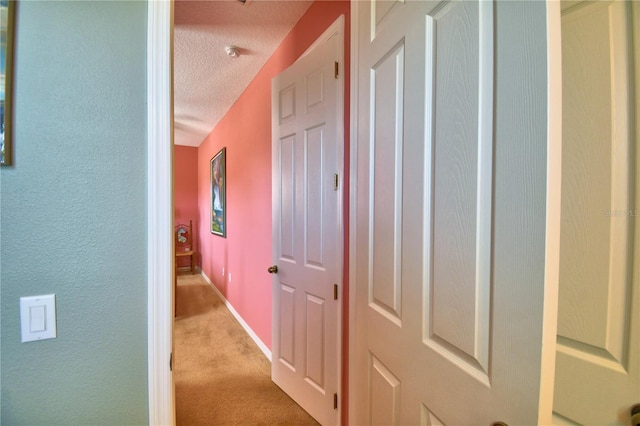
left=174, top=0, right=313, bottom=147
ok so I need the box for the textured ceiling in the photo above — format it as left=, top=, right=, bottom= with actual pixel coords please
left=174, top=0, right=313, bottom=147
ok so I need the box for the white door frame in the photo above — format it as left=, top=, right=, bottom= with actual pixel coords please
left=147, top=0, right=174, bottom=425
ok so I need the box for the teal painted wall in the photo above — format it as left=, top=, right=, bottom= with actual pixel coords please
left=0, top=1, right=148, bottom=424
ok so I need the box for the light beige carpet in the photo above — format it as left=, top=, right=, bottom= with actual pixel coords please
left=174, top=272, right=319, bottom=425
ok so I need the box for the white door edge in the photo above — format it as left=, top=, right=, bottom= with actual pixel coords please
left=539, top=1, right=562, bottom=423
left=147, top=0, right=174, bottom=425
left=347, top=1, right=359, bottom=425
left=322, top=20, right=346, bottom=420
left=330, top=15, right=346, bottom=424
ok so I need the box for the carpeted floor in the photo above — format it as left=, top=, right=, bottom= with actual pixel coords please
left=174, top=272, right=319, bottom=425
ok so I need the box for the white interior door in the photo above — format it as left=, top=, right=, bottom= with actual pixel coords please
left=350, top=1, right=556, bottom=424
left=553, top=2, right=640, bottom=424
left=271, top=22, right=343, bottom=426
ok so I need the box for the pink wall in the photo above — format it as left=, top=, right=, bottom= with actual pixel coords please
left=196, top=0, right=350, bottom=418
left=174, top=145, right=199, bottom=268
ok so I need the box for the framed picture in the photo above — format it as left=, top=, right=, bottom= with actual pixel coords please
left=0, top=0, right=16, bottom=166
left=210, top=147, right=226, bottom=237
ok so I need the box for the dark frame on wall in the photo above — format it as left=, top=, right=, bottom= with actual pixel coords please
left=210, top=147, right=226, bottom=237
left=0, top=0, right=15, bottom=166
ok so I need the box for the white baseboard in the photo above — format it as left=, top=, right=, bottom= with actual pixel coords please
left=199, top=271, right=272, bottom=362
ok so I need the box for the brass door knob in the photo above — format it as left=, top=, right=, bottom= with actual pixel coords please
left=267, top=265, right=278, bottom=274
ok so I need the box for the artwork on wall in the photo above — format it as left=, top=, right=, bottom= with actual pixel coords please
left=210, top=147, right=226, bottom=237
left=0, top=0, right=15, bottom=166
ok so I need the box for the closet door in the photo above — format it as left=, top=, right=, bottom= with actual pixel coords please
left=554, top=2, right=640, bottom=423
left=350, top=1, right=555, bottom=424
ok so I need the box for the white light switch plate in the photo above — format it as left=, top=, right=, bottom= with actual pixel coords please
left=20, top=294, right=57, bottom=342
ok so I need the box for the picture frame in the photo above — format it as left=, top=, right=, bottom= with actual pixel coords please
left=210, top=147, right=226, bottom=237
left=0, top=0, right=15, bottom=166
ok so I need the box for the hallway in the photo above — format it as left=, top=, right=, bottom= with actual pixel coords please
left=174, top=273, right=319, bottom=425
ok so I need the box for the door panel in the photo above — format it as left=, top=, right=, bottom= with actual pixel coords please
left=306, top=125, right=327, bottom=267
left=272, top=24, right=343, bottom=425
left=278, top=284, right=296, bottom=368
left=305, top=294, right=326, bottom=389
left=280, top=136, right=296, bottom=260
left=370, top=40, right=404, bottom=325
left=352, top=1, right=553, bottom=424
left=370, top=354, right=401, bottom=426
left=427, top=0, right=491, bottom=379
left=554, top=1, right=640, bottom=423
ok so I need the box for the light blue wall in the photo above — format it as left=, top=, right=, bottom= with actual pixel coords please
left=1, top=1, right=148, bottom=424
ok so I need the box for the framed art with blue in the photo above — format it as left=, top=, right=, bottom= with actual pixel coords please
left=210, top=147, right=226, bottom=237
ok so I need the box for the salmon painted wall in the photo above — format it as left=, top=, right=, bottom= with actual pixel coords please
left=197, top=0, right=350, bottom=350
left=175, top=145, right=199, bottom=268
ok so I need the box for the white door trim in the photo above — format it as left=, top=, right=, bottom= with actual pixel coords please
left=147, top=0, right=174, bottom=425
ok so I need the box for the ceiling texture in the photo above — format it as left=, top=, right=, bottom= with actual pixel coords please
left=174, top=0, right=313, bottom=147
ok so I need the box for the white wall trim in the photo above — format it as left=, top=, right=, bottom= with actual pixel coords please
left=201, top=271, right=273, bottom=361
left=147, top=1, right=174, bottom=425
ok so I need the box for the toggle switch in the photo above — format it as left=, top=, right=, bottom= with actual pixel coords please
left=20, top=294, right=57, bottom=342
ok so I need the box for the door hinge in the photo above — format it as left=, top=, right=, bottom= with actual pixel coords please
left=334, top=173, right=339, bottom=190
left=334, top=284, right=338, bottom=300
left=169, top=352, right=173, bottom=371
left=333, top=393, right=338, bottom=409
left=334, top=61, right=339, bottom=79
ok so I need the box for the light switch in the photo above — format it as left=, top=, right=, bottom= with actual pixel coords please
left=20, top=294, right=56, bottom=342
left=29, top=305, right=46, bottom=332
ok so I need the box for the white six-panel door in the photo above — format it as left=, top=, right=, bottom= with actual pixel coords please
left=271, top=21, right=343, bottom=426
left=554, top=1, right=640, bottom=424
left=350, top=1, right=555, bottom=424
